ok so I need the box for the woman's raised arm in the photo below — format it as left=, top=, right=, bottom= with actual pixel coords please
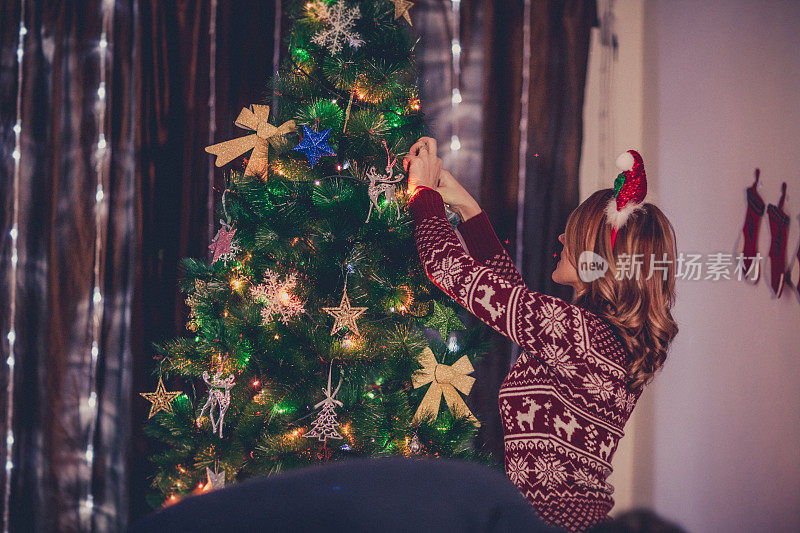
left=408, top=187, right=586, bottom=367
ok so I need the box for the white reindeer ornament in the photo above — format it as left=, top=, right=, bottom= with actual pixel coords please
left=199, top=370, right=236, bottom=438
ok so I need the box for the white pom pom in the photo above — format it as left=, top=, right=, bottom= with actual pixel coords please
left=615, top=151, right=635, bottom=172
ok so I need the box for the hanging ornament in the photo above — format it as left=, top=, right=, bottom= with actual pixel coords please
left=365, top=167, right=403, bottom=223
left=310, top=0, right=364, bottom=55
left=408, top=431, right=421, bottom=453
left=412, top=347, right=479, bottom=426
left=292, top=125, right=337, bottom=168
left=423, top=301, right=466, bottom=341
left=186, top=279, right=209, bottom=332
left=208, top=220, right=239, bottom=264
left=205, top=104, right=296, bottom=178
left=322, top=278, right=368, bottom=336
left=198, top=370, right=236, bottom=438
left=390, top=0, right=414, bottom=26
left=250, top=270, right=306, bottom=325
left=304, top=362, right=344, bottom=442
left=365, top=140, right=403, bottom=222
left=204, top=465, right=226, bottom=491
left=140, top=376, right=182, bottom=419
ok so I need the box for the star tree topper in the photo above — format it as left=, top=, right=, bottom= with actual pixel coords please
left=292, top=125, right=336, bottom=168
left=322, top=281, right=368, bottom=336
left=140, top=376, right=182, bottom=419
left=423, top=301, right=466, bottom=341
left=390, top=0, right=414, bottom=26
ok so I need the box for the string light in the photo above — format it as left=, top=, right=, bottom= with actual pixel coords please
left=207, top=0, right=218, bottom=245
left=81, top=0, right=115, bottom=527
left=4, top=2, right=26, bottom=531
left=449, top=0, right=462, bottom=153
left=510, top=0, right=533, bottom=369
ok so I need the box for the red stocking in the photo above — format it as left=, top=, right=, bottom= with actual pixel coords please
left=767, top=182, right=789, bottom=297
left=739, top=169, right=765, bottom=282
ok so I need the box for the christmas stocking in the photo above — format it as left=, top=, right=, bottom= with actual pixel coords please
left=739, top=169, right=765, bottom=282
left=767, top=182, right=789, bottom=297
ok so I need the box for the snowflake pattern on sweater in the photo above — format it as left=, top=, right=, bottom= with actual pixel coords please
left=409, top=187, right=643, bottom=533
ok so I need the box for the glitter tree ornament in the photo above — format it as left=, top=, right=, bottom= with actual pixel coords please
left=423, top=301, right=466, bottom=341
left=390, top=0, right=414, bottom=26
left=208, top=220, right=238, bottom=264
left=186, top=279, right=209, bottom=332
left=310, top=0, right=364, bottom=55
left=292, top=125, right=336, bottom=168
left=365, top=166, right=403, bottom=223
left=305, top=363, right=344, bottom=442
left=198, top=370, right=236, bottom=438
left=204, top=465, right=226, bottom=491
left=140, top=376, right=182, bottom=419
left=250, top=270, right=306, bottom=325
left=409, top=431, right=421, bottom=453
left=322, top=279, right=368, bottom=336
left=365, top=141, right=403, bottom=223
left=205, top=104, right=296, bottom=178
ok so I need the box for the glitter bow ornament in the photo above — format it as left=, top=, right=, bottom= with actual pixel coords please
left=412, top=347, right=479, bottom=426
left=205, top=104, right=296, bottom=178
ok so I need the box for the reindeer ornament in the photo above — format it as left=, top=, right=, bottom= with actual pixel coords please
left=199, top=370, right=236, bottom=438
left=364, top=142, right=405, bottom=223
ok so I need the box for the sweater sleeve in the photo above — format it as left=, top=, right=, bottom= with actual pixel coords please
left=409, top=187, right=585, bottom=361
left=457, top=210, right=526, bottom=287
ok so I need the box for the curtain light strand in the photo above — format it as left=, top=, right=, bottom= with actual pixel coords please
left=81, top=0, right=115, bottom=527
left=449, top=0, right=462, bottom=153
left=207, top=0, right=218, bottom=246
left=510, top=0, right=532, bottom=368
left=4, top=2, right=27, bottom=531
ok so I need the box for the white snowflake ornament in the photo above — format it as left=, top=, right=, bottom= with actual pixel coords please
left=250, top=270, right=306, bottom=325
left=311, top=0, right=364, bottom=55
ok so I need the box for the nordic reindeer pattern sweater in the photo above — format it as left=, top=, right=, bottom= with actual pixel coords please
left=409, top=187, right=642, bottom=533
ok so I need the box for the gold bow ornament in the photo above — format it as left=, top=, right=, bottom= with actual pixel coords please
left=205, top=104, right=296, bottom=178
left=412, top=347, right=479, bottom=426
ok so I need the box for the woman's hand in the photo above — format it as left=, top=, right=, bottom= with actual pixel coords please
left=404, top=137, right=443, bottom=193
left=435, top=170, right=482, bottom=222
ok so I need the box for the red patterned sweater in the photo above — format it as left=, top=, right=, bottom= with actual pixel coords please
left=409, top=187, right=642, bottom=532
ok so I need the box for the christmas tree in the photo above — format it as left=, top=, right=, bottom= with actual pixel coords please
left=141, top=0, right=494, bottom=507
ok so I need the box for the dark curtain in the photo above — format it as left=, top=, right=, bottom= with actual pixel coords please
left=474, top=0, right=597, bottom=460
left=0, top=0, right=281, bottom=530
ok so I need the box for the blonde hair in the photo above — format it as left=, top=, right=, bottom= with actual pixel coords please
left=566, top=189, right=679, bottom=392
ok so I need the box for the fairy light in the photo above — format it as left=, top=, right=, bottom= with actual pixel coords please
left=449, top=0, right=462, bottom=153
left=207, top=0, right=219, bottom=245
left=81, top=0, right=115, bottom=526
left=4, top=4, right=27, bottom=532
left=510, top=0, right=532, bottom=368
left=272, top=0, right=283, bottom=111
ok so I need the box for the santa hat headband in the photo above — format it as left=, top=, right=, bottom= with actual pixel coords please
left=604, top=150, right=648, bottom=249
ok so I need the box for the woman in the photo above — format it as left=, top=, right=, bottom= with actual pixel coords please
left=404, top=137, right=679, bottom=533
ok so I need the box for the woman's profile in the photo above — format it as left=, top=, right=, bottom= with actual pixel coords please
left=404, top=137, right=679, bottom=533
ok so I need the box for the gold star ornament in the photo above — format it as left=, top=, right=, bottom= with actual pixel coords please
left=140, top=376, right=182, bottom=419
left=390, top=0, right=414, bottom=26
left=322, top=284, right=368, bottom=336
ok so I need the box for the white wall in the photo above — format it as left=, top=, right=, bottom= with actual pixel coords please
left=583, top=1, right=800, bottom=531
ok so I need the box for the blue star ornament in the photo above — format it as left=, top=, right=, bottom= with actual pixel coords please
left=292, top=125, right=336, bottom=168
